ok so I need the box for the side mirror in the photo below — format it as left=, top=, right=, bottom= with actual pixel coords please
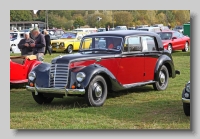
left=172, top=37, right=177, bottom=40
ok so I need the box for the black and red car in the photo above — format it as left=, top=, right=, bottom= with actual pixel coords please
left=26, top=30, right=180, bottom=107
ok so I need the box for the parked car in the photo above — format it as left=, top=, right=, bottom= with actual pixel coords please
left=97, top=28, right=106, bottom=32
left=51, top=31, right=89, bottom=53
left=137, top=27, right=160, bottom=32
left=72, top=28, right=98, bottom=34
left=128, top=27, right=136, bottom=30
left=26, top=30, right=180, bottom=107
left=173, top=26, right=184, bottom=33
left=182, top=81, right=190, bottom=116
left=156, top=31, right=190, bottom=53
left=10, top=55, right=41, bottom=84
left=114, top=26, right=127, bottom=30
left=10, top=32, right=25, bottom=53
left=47, top=29, right=65, bottom=40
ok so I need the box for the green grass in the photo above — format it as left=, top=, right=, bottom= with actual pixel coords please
left=10, top=50, right=190, bottom=129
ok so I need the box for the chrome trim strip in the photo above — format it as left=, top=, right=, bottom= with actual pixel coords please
left=26, top=85, right=85, bottom=96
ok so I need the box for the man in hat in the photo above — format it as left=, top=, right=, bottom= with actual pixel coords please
left=29, top=28, right=46, bottom=61
left=18, top=32, right=35, bottom=56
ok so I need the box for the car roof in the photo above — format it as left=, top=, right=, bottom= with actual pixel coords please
left=84, top=30, right=159, bottom=37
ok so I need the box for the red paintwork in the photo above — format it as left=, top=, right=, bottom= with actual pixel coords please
left=10, top=56, right=41, bottom=84
left=159, top=31, right=190, bottom=51
left=70, top=55, right=158, bottom=85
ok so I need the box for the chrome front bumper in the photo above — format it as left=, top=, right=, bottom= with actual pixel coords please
left=26, top=85, right=85, bottom=96
left=182, top=98, right=190, bottom=103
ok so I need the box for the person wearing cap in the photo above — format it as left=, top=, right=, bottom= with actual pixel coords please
left=30, top=28, right=46, bottom=60
left=18, top=32, right=35, bottom=56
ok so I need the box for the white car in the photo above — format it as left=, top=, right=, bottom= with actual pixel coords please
left=10, top=32, right=25, bottom=53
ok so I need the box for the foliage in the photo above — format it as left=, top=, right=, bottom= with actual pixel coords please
left=10, top=10, right=190, bottom=29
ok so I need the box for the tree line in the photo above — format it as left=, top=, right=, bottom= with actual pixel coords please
left=10, top=10, right=190, bottom=30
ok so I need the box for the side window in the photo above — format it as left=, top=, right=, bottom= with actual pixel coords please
left=173, top=32, right=180, bottom=38
left=123, top=36, right=142, bottom=52
left=141, top=36, right=157, bottom=52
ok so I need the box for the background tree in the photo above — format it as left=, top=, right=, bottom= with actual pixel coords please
left=114, top=11, right=133, bottom=27
left=10, top=10, right=33, bottom=21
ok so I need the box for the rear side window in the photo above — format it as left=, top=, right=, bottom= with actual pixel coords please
left=124, top=36, right=142, bottom=52
left=141, top=36, right=157, bottom=52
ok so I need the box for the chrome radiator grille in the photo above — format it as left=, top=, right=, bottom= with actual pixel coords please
left=49, top=63, right=69, bottom=88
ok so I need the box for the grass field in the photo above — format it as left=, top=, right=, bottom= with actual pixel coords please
left=10, top=50, right=190, bottom=129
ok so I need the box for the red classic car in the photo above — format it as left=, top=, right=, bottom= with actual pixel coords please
left=157, top=31, right=190, bottom=53
left=10, top=55, right=41, bottom=84
left=26, top=30, right=180, bottom=107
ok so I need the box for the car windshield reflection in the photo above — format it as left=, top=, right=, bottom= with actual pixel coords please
left=80, top=36, right=123, bottom=53
left=60, top=33, right=77, bottom=39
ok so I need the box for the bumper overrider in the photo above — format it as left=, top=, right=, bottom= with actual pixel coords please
left=182, top=98, right=190, bottom=103
left=26, top=84, right=85, bottom=96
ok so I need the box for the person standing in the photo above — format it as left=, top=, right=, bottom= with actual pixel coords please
left=168, top=23, right=171, bottom=30
left=18, top=32, right=35, bottom=56
left=30, top=28, right=46, bottom=61
left=106, top=25, right=110, bottom=31
left=44, top=30, right=52, bottom=55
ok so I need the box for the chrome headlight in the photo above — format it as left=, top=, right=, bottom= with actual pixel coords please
left=185, top=83, right=190, bottom=93
left=60, top=42, right=64, bottom=47
left=76, top=72, right=86, bottom=82
left=28, top=71, right=36, bottom=81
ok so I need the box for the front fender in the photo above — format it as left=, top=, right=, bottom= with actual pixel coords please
left=29, top=62, right=51, bottom=88
left=154, top=54, right=175, bottom=81
left=68, top=64, right=124, bottom=91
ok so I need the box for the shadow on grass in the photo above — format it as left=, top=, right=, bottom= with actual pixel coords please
left=10, top=85, right=157, bottom=112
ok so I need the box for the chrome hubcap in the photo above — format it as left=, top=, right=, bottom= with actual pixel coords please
left=185, top=43, right=189, bottom=51
left=94, top=83, right=102, bottom=98
left=168, top=45, right=172, bottom=53
left=159, top=71, right=165, bottom=84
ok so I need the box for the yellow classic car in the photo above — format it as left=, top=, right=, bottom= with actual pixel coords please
left=51, top=32, right=91, bottom=53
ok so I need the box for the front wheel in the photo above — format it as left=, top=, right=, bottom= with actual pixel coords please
left=153, top=65, right=169, bottom=91
left=183, top=103, right=190, bottom=116
left=32, top=92, right=54, bottom=104
left=66, top=45, right=73, bottom=53
left=85, top=75, right=107, bottom=107
left=182, top=42, right=189, bottom=52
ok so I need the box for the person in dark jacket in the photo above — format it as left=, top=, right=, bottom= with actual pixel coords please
left=44, top=30, right=52, bottom=55
left=30, top=28, right=46, bottom=61
left=18, top=32, right=35, bottom=56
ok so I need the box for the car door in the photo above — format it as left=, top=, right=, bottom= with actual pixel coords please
left=117, top=36, right=145, bottom=85
left=141, top=36, right=159, bottom=81
left=172, top=32, right=181, bottom=50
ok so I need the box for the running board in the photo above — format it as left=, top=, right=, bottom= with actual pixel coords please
left=123, top=81, right=155, bottom=89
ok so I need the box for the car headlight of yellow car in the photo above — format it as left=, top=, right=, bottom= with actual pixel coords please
left=60, top=42, right=65, bottom=47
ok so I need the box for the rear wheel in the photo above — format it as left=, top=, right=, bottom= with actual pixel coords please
left=167, top=44, right=172, bottom=53
left=85, top=75, right=107, bottom=107
left=66, top=45, right=73, bottom=53
left=153, top=65, right=169, bottom=91
left=183, top=103, right=190, bottom=116
left=182, top=42, right=189, bottom=52
left=32, top=92, right=54, bottom=104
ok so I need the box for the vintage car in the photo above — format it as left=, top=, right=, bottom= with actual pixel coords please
left=182, top=81, right=190, bottom=116
left=26, top=30, right=180, bottom=107
left=10, top=55, right=41, bottom=84
left=156, top=31, right=190, bottom=53
left=51, top=31, right=90, bottom=53
left=47, top=29, right=65, bottom=40
left=10, top=32, right=25, bottom=53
